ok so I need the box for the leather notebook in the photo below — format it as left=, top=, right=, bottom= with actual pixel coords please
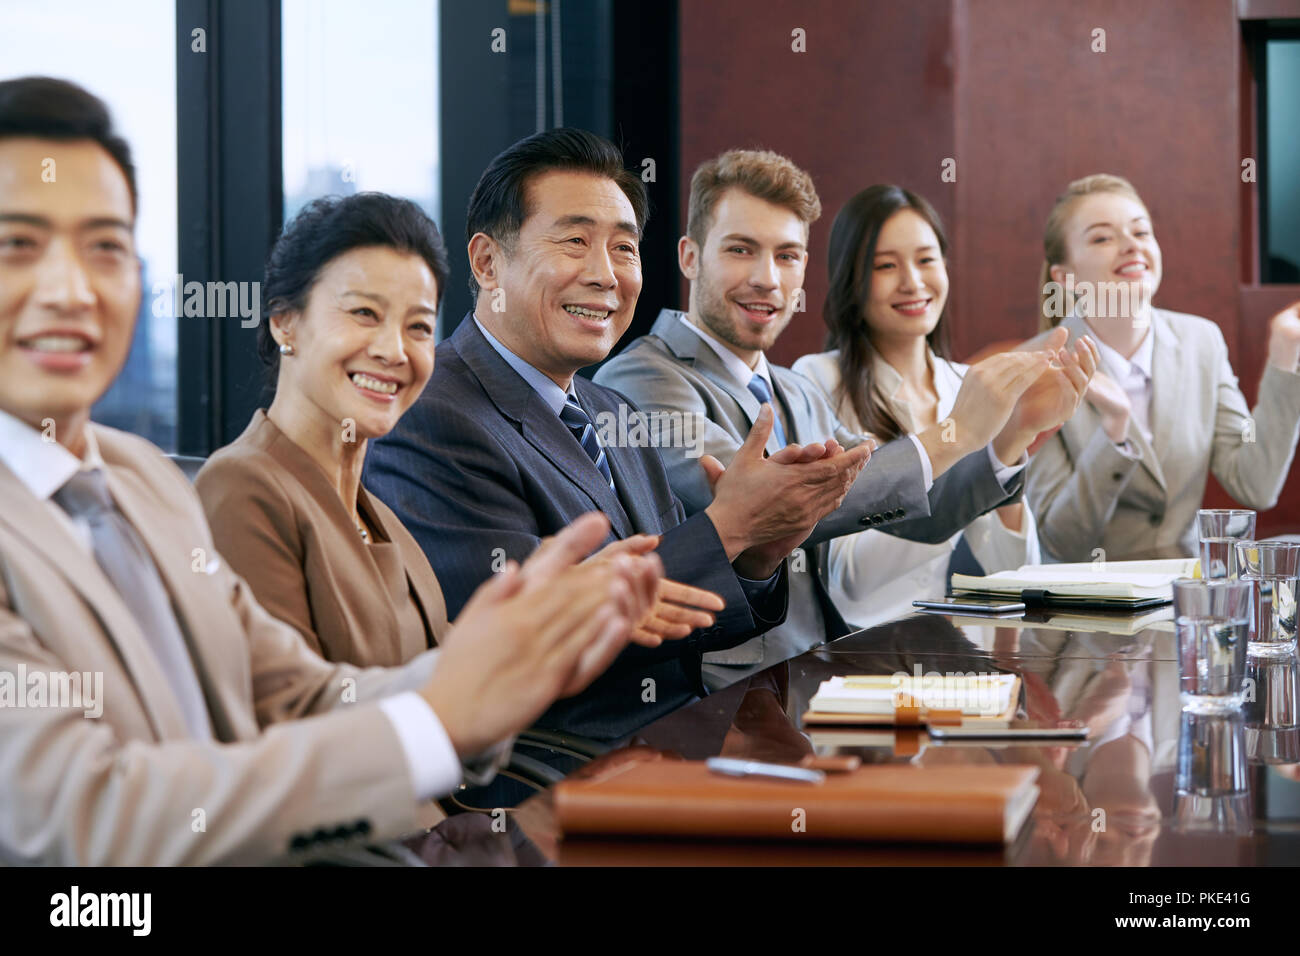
left=554, top=760, right=1040, bottom=845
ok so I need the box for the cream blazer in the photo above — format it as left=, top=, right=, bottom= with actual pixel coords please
left=1025, top=309, right=1300, bottom=562
left=793, top=349, right=1039, bottom=628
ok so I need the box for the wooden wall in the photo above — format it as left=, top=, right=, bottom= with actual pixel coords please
left=678, top=0, right=1300, bottom=534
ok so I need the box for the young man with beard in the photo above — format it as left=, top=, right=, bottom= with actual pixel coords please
left=596, top=149, right=1096, bottom=686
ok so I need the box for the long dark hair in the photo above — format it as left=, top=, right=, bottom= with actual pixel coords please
left=822, top=185, right=952, bottom=442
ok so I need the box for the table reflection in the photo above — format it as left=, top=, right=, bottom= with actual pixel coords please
left=430, top=611, right=1300, bottom=866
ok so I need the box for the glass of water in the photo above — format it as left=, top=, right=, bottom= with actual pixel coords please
left=1235, top=540, right=1300, bottom=658
left=1174, top=579, right=1251, bottom=714
left=1197, top=509, right=1256, bottom=580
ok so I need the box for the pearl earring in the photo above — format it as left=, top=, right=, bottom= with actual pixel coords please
left=279, top=343, right=295, bottom=356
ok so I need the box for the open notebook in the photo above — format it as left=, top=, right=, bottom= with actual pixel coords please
left=950, top=558, right=1199, bottom=609
left=803, top=673, right=1020, bottom=727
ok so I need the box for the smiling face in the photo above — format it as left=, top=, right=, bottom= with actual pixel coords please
left=472, top=170, right=641, bottom=385
left=1050, top=191, right=1161, bottom=320
left=682, top=188, right=808, bottom=365
left=862, top=208, right=949, bottom=349
left=270, top=246, right=438, bottom=441
left=0, top=137, right=140, bottom=444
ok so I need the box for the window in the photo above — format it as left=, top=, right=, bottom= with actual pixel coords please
left=282, top=0, right=440, bottom=227
left=1258, top=26, right=1300, bottom=284
left=0, top=0, right=178, bottom=449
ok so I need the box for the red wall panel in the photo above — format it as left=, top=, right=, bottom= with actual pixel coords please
left=679, top=0, right=1300, bottom=533
left=678, top=0, right=956, bottom=365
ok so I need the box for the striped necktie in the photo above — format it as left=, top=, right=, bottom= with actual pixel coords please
left=559, top=394, right=615, bottom=490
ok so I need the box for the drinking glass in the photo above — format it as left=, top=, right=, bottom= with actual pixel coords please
left=1235, top=540, right=1300, bottom=658
left=1174, top=579, right=1251, bottom=714
left=1197, top=509, right=1256, bottom=580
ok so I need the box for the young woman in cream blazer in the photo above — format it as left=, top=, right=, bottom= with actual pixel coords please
left=1024, top=174, right=1300, bottom=562
left=794, top=185, right=1047, bottom=629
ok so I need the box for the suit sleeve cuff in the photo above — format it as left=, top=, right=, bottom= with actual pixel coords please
left=907, top=433, right=934, bottom=491
left=377, top=691, right=463, bottom=802
left=737, top=565, right=782, bottom=597
left=987, top=442, right=1027, bottom=489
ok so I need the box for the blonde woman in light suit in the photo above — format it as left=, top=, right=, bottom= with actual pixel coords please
left=1025, top=174, right=1300, bottom=562
left=794, top=185, right=1095, bottom=628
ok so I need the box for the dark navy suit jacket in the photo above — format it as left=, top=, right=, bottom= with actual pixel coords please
left=365, top=316, right=787, bottom=740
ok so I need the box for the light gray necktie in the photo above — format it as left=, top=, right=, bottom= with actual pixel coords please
left=55, top=469, right=213, bottom=739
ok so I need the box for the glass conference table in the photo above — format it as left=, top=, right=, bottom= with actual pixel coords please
left=405, top=608, right=1300, bottom=866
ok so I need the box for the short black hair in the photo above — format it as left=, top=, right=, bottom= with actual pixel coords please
left=258, top=192, right=451, bottom=382
left=464, top=127, right=648, bottom=295
left=0, top=76, right=138, bottom=214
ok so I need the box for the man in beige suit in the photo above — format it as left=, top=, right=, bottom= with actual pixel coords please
left=0, top=77, right=659, bottom=865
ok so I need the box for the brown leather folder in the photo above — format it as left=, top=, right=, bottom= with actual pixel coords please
left=554, top=760, right=1040, bottom=845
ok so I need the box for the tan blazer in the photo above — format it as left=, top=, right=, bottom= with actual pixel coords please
left=196, top=411, right=448, bottom=666
left=0, top=423, right=442, bottom=864
left=1026, top=309, right=1300, bottom=562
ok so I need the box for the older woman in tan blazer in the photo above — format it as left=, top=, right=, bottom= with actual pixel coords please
left=199, top=193, right=721, bottom=667
left=1026, top=174, right=1300, bottom=562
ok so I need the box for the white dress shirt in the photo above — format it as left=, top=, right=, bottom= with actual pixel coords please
left=1087, top=318, right=1155, bottom=445
left=791, top=350, right=1040, bottom=629
left=0, top=409, right=462, bottom=803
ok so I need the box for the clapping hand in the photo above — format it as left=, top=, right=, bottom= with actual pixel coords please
left=587, top=534, right=726, bottom=646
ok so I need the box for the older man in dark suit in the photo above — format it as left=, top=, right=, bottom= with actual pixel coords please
left=367, top=128, right=871, bottom=741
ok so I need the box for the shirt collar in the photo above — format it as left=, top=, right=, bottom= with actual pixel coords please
left=677, top=313, right=774, bottom=392
left=868, top=349, right=942, bottom=433
left=870, top=351, right=905, bottom=402
left=1086, top=318, right=1153, bottom=383
left=474, top=316, right=575, bottom=416
left=0, top=408, right=103, bottom=502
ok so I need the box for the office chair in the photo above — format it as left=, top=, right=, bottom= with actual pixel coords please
left=167, top=454, right=207, bottom=483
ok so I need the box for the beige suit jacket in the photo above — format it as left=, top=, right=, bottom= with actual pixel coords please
left=0, top=423, right=441, bottom=864
left=1026, top=309, right=1300, bottom=562
left=195, top=410, right=448, bottom=666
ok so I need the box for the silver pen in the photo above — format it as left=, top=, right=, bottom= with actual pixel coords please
left=705, top=756, right=825, bottom=784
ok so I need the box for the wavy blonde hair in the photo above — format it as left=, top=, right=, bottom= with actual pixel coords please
left=686, top=149, right=822, bottom=247
left=1038, top=173, right=1148, bottom=330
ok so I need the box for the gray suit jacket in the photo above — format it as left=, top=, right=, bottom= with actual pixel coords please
left=594, top=310, right=1021, bottom=686
left=1025, top=309, right=1300, bottom=562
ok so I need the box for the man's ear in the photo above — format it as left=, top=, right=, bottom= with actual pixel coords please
left=468, top=232, right=502, bottom=290
left=678, top=235, right=700, bottom=281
